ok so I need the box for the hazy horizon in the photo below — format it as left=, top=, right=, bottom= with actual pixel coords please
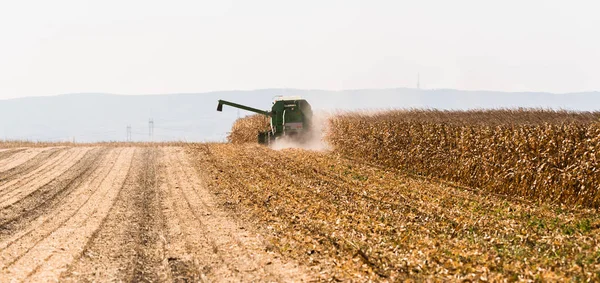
left=1, top=86, right=599, bottom=102
left=1, top=89, right=598, bottom=143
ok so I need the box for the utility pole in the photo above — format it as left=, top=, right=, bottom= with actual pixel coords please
left=126, top=125, right=132, bottom=142
left=417, top=73, right=420, bottom=89
left=149, top=118, right=154, bottom=141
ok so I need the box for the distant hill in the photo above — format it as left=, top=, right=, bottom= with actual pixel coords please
left=0, top=88, right=598, bottom=142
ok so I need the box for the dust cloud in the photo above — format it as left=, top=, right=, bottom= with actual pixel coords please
left=269, top=113, right=331, bottom=151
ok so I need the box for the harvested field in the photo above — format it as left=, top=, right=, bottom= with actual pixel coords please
left=0, top=145, right=309, bottom=282
left=189, top=143, right=600, bottom=281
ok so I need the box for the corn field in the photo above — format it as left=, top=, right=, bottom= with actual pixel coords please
left=227, top=114, right=270, bottom=144
left=328, top=109, right=600, bottom=207
left=183, top=109, right=600, bottom=280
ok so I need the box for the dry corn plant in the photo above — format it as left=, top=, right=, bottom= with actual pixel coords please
left=327, top=109, right=600, bottom=208
left=227, top=114, right=271, bottom=144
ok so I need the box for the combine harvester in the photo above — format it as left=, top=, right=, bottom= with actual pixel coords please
left=217, top=97, right=313, bottom=145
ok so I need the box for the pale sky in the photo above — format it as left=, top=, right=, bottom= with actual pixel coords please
left=0, top=0, right=598, bottom=99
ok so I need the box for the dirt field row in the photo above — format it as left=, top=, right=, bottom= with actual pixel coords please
left=0, top=146, right=308, bottom=282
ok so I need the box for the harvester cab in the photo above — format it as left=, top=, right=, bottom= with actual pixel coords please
left=217, top=96, right=313, bottom=145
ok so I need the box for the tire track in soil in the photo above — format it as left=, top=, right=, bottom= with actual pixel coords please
left=0, top=147, right=89, bottom=208
left=0, top=147, right=61, bottom=180
left=0, top=147, right=108, bottom=240
left=0, top=149, right=26, bottom=164
left=130, top=148, right=169, bottom=282
left=0, top=148, right=50, bottom=173
left=0, top=148, right=134, bottom=282
left=0, top=148, right=122, bottom=264
left=160, top=147, right=310, bottom=282
left=60, top=147, right=169, bottom=282
left=0, top=147, right=76, bottom=195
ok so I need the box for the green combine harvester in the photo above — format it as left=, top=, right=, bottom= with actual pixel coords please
left=217, top=97, right=313, bottom=144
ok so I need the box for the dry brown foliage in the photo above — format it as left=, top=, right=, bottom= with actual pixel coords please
left=227, top=114, right=270, bottom=144
left=188, top=143, right=600, bottom=281
left=328, top=109, right=600, bottom=208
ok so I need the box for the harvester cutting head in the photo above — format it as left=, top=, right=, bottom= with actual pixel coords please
left=217, top=97, right=313, bottom=145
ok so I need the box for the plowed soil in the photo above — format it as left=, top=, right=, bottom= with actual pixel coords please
left=0, top=146, right=310, bottom=282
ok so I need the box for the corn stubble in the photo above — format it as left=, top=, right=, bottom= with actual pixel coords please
left=329, top=109, right=600, bottom=208
left=189, top=143, right=600, bottom=281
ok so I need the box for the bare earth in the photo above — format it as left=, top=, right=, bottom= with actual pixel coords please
left=0, top=146, right=310, bottom=282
